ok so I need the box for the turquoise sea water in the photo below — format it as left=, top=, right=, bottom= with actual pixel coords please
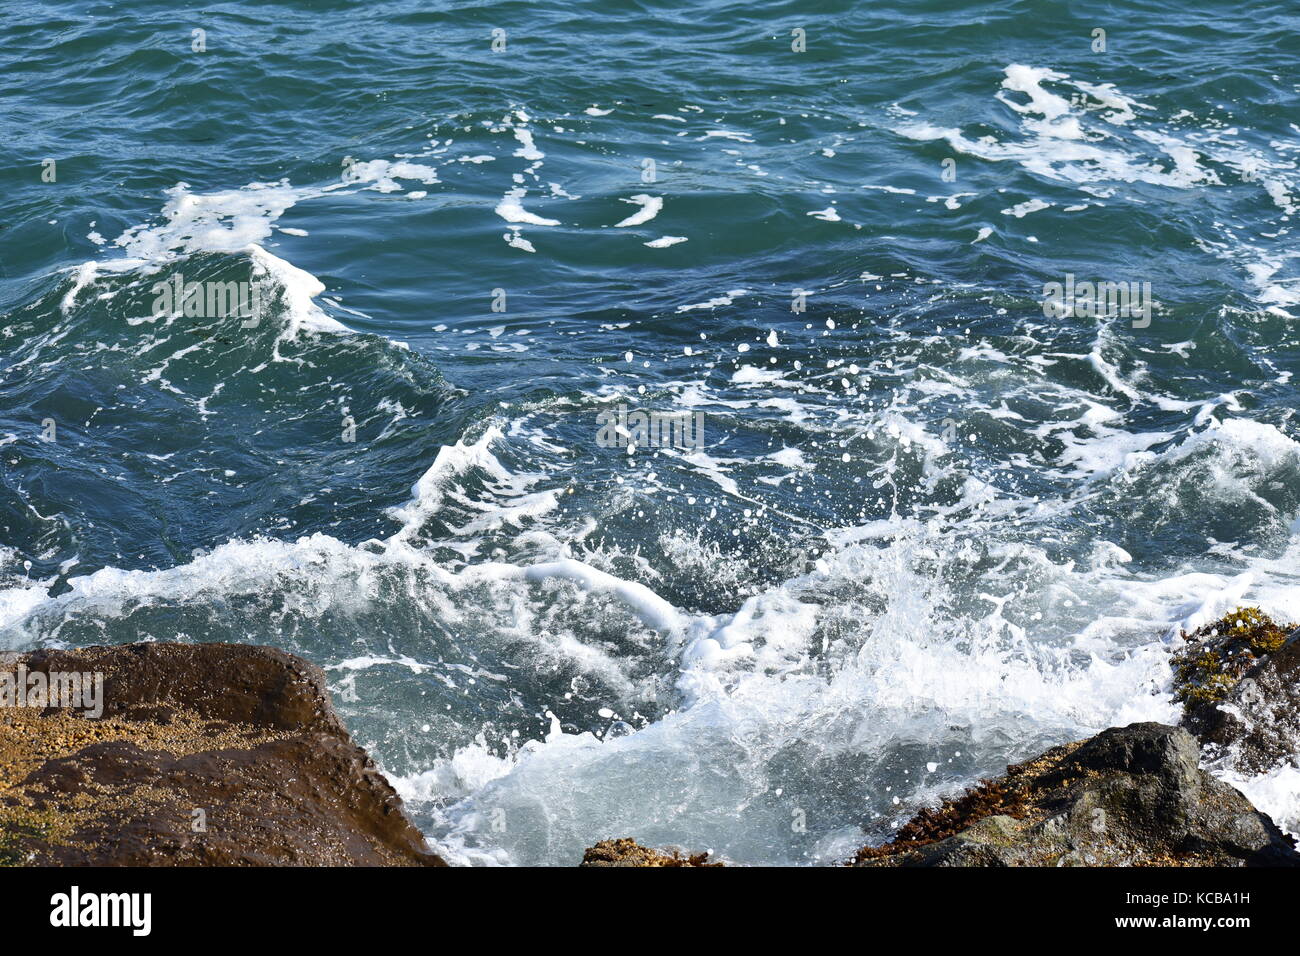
left=3, top=1, right=1300, bottom=864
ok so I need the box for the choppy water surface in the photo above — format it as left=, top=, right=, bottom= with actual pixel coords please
left=3, top=1, right=1300, bottom=863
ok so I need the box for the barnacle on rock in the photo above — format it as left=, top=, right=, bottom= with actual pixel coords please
left=1172, top=606, right=1296, bottom=713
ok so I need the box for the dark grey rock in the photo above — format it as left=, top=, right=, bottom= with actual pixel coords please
left=855, top=722, right=1299, bottom=867
left=1185, top=628, right=1300, bottom=775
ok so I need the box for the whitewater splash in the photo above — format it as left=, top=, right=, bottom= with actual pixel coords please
left=3, top=408, right=1299, bottom=864
left=5, top=36, right=1300, bottom=865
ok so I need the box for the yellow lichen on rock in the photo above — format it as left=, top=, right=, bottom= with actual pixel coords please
left=1173, top=606, right=1296, bottom=712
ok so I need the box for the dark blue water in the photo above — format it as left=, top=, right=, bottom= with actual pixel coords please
left=3, top=0, right=1299, bottom=864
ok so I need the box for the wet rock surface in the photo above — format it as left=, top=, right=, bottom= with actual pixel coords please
left=0, top=643, right=444, bottom=866
left=853, top=723, right=1300, bottom=867
left=1183, top=625, right=1300, bottom=776
left=581, top=837, right=722, bottom=867
left=1171, top=607, right=1295, bottom=716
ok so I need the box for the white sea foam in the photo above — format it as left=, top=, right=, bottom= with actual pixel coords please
left=892, top=62, right=1297, bottom=312
left=612, top=194, right=663, bottom=227
left=512, top=128, right=544, bottom=161
left=55, top=176, right=379, bottom=344
left=1218, top=762, right=1300, bottom=838
left=1001, top=199, right=1052, bottom=218
left=344, top=158, right=441, bottom=193
left=5, top=409, right=1300, bottom=865
left=895, top=65, right=1224, bottom=190
left=677, top=289, right=748, bottom=312
left=409, top=509, right=1200, bottom=865
left=249, top=246, right=350, bottom=338
left=495, top=188, right=560, bottom=226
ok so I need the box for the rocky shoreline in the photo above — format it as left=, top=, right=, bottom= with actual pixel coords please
left=2, top=606, right=1298, bottom=867
left=618, top=608, right=1300, bottom=868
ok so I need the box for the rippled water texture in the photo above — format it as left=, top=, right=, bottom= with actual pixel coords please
left=3, top=0, right=1299, bottom=863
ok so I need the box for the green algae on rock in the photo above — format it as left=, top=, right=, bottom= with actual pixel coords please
left=1172, top=607, right=1296, bottom=712
left=1181, top=616, right=1300, bottom=776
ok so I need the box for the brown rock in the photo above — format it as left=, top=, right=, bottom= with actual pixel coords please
left=581, top=837, right=721, bottom=867
left=0, top=642, right=444, bottom=866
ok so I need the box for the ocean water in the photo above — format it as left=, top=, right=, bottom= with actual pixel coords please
left=3, top=0, right=1299, bottom=865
